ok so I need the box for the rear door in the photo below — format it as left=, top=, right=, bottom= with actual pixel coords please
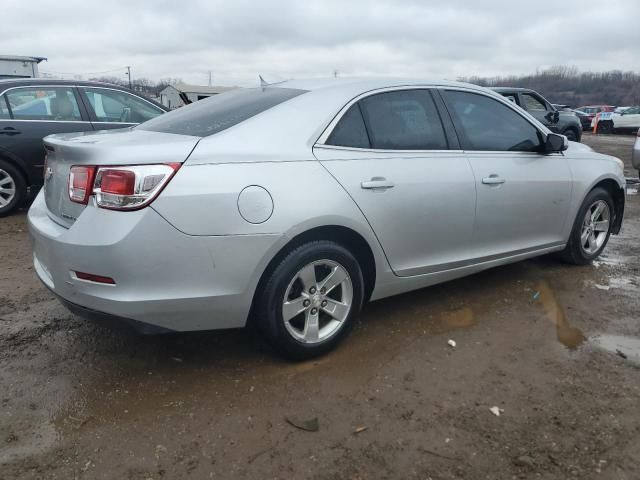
left=313, top=88, right=477, bottom=276
left=0, top=86, right=93, bottom=185
left=78, top=86, right=165, bottom=130
left=441, top=89, right=572, bottom=258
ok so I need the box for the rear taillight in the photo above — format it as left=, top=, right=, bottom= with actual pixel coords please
left=69, top=166, right=97, bottom=204
left=68, top=163, right=180, bottom=210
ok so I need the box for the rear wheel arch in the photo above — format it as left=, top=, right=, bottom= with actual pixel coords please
left=249, top=225, right=377, bottom=324
left=0, top=151, right=30, bottom=186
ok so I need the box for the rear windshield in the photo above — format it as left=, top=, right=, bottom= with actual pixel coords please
left=137, top=87, right=306, bottom=137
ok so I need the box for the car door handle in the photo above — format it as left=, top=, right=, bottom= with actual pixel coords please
left=0, top=127, right=20, bottom=136
left=481, top=175, right=506, bottom=185
left=361, top=177, right=395, bottom=190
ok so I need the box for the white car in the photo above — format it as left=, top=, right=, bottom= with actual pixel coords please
left=593, top=106, right=640, bottom=133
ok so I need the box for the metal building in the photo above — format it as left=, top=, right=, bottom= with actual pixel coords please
left=0, top=55, right=47, bottom=79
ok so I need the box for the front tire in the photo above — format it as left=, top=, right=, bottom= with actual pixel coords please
left=597, top=121, right=613, bottom=134
left=563, top=128, right=578, bottom=142
left=256, top=240, right=364, bottom=360
left=0, top=160, right=26, bottom=217
left=561, top=187, right=614, bottom=265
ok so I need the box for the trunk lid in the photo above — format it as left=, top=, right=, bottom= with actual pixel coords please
left=43, top=128, right=200, bottom=228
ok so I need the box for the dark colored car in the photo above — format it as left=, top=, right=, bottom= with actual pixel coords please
left=572, top=109, right=593, bottom=130
left=491, top=88, right=582, bottom=142
left=0, top=79, right=168, bottom=216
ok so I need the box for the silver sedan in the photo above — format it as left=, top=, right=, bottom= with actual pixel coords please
left=28, top=78, right=626, bottom=359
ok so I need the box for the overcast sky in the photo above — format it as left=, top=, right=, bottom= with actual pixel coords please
left=3, top=0, right=639, bottom=86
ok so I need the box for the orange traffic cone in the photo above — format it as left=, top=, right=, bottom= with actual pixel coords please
left=593, top=112, right=600, bottom=134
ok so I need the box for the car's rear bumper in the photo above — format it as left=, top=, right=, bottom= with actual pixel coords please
left=28, top=191, right=282, bottom=332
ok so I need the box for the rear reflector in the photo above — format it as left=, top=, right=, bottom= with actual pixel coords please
left=74, top=271, right=116, bottom=284
left=68, top=166, right=96, bottom=204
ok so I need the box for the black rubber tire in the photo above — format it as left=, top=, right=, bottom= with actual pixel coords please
left=563, top=128, right=578, bottom=142
left=256, top=240, right=364, bottom=360
left=597, top=121, right=613, bottom=134
left=0, top=159, right=27, bottom=217
left=560, top=187, right=614, bottom=265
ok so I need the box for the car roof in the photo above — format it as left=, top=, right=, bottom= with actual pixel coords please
left=490, top=87, right=536, bottom=94
left=267, top=76, right=488, bottom=93
left=0, top=78, right=132, bottom=89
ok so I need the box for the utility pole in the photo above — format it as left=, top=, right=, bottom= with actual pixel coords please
left=208, top=70, right=212, bottom=87
left=126, top=66, right=132, bottom=89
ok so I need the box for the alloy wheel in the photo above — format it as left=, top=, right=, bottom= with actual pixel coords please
left=0, top=169, right=16, bottom=208
left=282, top=259, right=353, bottom=344
left=580, top=200, right=610, bottom=255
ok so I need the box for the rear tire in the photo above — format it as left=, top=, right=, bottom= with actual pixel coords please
left=560, top=187, right=614, bottom=265
left=256, top=240, right=364, bottom=360
left=0, top=159, right=26, bottom=217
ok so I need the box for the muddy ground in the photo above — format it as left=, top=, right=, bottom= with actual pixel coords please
left=1, top=133, right=639, bottom=479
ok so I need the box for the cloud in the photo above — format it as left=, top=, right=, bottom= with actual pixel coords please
left=2, top=0, right=638, bottom=86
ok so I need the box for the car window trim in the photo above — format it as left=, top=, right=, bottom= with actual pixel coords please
left=439, top=87, right=549, bottom=153
left=0, top=84, right=163, bottom=124
left=77, top=86, right=165, bottom=124
left=1, top=85, right=90, bottom=122
left=316, top=86, right=454, bottom=152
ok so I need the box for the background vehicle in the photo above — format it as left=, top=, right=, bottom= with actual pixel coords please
left=593, top=106, right=640, bottom=134
left=572, top=109, right=593, bottom=130
left=577, top=105, right=616, bottom=125
left=0, top=79, right=168, bottom=216
left=492, top=87, right=582, bottom=142
left=28, top=79, right=625, bottom=359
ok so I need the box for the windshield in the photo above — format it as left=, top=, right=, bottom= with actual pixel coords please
left=137, top=87, right=306, bottom=137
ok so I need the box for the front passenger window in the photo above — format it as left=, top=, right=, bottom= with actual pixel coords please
left=522, top=93, right=548, bottom=111
left=82, top=88, right=164, bottom=124
left=443, top=91, right=542, bottom=152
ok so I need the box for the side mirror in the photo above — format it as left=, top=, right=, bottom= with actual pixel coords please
left=545, top=133, right=568, bottom=153
left=545, top=111, right=560, bottom=123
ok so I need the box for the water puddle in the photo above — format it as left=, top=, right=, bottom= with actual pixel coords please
left=535, top=281, right=586, bottom=349
left=590, top=335, right=640, bottom=366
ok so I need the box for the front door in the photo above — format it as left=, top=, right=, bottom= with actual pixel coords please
left=519, top=91, right=559, bottom=132
left=0, top=86, right=93, bottom=186
left=78, top=87, right=165, bottom=131
left=313, top=89, right=477, bottom=276
left=441, top=89, right=572, bottom=258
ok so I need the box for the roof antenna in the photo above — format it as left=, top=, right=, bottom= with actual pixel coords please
left=258, top=75, right=287, bottom=90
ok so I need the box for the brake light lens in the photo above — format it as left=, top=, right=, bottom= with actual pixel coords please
left=68, top=163, right=180, bottom=210
left=69, top=166, right=96, bottom=204
left=94, top=163, right=180, bottom=210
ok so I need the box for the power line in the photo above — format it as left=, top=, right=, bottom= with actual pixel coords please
left=39, top=66, right=129, bottom=77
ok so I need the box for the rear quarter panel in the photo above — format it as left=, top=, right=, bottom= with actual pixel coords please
left=151, top=160, right=394, bottom=289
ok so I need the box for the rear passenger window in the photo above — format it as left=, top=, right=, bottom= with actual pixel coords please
left=5, top=87, right=82, bottom=121
left=359, top=90, right=447, bottom=150
left=443, top=90, right=542, bottom=152
left=326, top=104, right=370, bottom=148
